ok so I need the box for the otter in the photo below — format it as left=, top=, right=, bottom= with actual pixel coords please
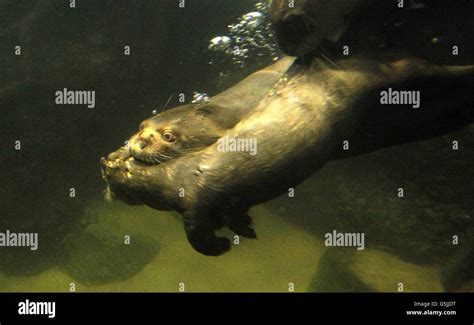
left=102, top=0, right=474, bottom=255
left=102, top=56, right=474, bottom=255
left=127, top=57, right=295, bottom=165
left=270, top=0, right=474, bottom=64
left=268, top=0, right=394, bottom=57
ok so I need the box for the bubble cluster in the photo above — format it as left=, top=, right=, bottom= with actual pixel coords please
left=207, top=1, right=280, bottom=68
left=191, top=92, right=211, bottom=104
left=208, top=36, right=232, bottom=52
left=240, top=11, right=264, bottom=29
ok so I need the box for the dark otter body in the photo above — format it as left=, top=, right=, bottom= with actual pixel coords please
left=269, top=0, right=373, bottom=57
left=270, top=0, right=474, bottom=64
left=102, top=56, right=474, bottom=255
left=128, top=57, right=295, bottom=164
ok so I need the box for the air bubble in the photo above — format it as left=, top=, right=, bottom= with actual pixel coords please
left=241, top=12, right=264, bottom=29
left=208, top=36, right=232, bottom=52
left=191, top=92, right=211, bottom=104
left=207, top=1, right=280, bottom=71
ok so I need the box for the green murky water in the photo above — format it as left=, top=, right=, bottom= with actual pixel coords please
left=2, top=127, right=472, bottom=292
left=0, top=0, right=472, bottom=292
left=0, top=199, right=448, bottom=292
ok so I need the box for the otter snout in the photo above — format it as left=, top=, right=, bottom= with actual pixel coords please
left=129, top=129, right=158, bottom=152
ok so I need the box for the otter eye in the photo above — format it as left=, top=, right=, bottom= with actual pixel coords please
left=162, top=131, right=176, bottom=143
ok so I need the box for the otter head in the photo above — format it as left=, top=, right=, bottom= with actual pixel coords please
left=128, top=104, right=223, bottom=165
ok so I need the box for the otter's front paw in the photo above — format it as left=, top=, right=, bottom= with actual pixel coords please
left=230, top=225, right=257, bottom=239
left=183, top=212, right=231, bottom=256
left=186, top=231, right=231, bottom=256
left=225, top=212, right=257, bottom=239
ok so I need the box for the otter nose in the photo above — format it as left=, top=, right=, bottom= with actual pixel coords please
left=140, top=129, right=157, bottom=140
left=139, top=140, right=147, bottom=150
left=131, top=137, right=150, bottom=151
left=131, top=129, right=158, bottom=152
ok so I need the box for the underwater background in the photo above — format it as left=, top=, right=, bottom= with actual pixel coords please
left=0, top=0, right=472, bottom=292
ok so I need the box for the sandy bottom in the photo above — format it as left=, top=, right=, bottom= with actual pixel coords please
left=0, top=200, right=444, bottom=292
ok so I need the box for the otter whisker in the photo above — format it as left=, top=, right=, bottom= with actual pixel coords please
left=174, top=147, right=209, bottom=156
left=157, top=152, right=172, bottom=160
left=318, top=48, right=341, bottom=70
left=160, top=93, right=175, bottom=113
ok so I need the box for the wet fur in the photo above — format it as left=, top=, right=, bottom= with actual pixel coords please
left=102, top=56, right=474, bottom=255
left=127, top=57, right=296, bottom=165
